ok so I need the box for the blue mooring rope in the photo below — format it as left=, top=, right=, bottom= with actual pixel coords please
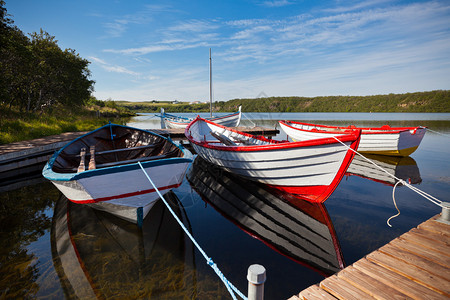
left=138, top=162, right=247, bottom=300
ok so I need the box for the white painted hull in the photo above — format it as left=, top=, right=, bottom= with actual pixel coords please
left=186, top=117, right=361, bottom=202
left=46, top=159, right=191, bottom=223
left=279, top=121, right=426, bottom=156
left=187, top=157, right=344, bottom=275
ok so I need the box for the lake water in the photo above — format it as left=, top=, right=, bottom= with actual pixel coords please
left=1, top=112, right=449, bottom=299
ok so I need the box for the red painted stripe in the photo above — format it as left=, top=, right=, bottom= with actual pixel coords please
left=68, top=183, right=182, bottom=204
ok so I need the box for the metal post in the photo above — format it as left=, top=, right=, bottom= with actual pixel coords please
left=437, top=202, right=450, bottom=225
left=247, top=264, right=266, bottom=300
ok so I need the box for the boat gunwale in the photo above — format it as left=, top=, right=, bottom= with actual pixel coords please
left=42, top=123, right=193, bottom=181
left=280, top=120, right=426, bottom=135
left=186, top=116, right=361, bottom=152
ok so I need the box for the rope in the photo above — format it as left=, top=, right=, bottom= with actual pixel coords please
left=138, top=162, right=247, bottom=300
left=423, top=127, right=450, bottom=138
left=331, top=136, right=445, bottom=209
left=242, top=112, right=256, bottom=128
left=387, top=181, right=402, bottom=227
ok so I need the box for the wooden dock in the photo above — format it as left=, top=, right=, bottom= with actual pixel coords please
left=290, top=214, right=450, bottom=299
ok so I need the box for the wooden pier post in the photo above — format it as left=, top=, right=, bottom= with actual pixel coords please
left=437, top=202, right=450, bottom=225
left=247, top=264, right=266, bottom=300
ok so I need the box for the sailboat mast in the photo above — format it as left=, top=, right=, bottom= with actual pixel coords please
left=209, top=48, right=212, bottom=118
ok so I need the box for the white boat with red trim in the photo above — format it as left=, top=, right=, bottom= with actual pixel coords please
left=279, top=120, right=426, bottom=156
left=42, top=123, right=193, bottom=224
left=185, top=116, right=361, bottom=203
left=187, top=157, right=345, bottom=275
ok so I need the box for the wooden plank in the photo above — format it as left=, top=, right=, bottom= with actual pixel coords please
left=367, top=251, right=450, bottom=296
left=418, top=219, right=450, bottom=237
left=298, top=284, right=336, bottom=300
left=409, top=227, right=450, bottom=246
left=337, top=265, right=411, bottom=299
left=390, top=237, right=450, bottom=267
left=353, top=259, right=446, bottom=300
left=378, top=243, right=450, bottom=280
left=399, top=232, right=450, bottom=257
left=320, top=275, right=375, bottom=300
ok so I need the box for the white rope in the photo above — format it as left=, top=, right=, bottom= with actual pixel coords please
left=387, top=181, right=402, bottom=227
left=138, top=162, right=247, bottom=300
left=423, top=127, right=450, bottom=138
left=242, top=112, right=256, bottom=128
left=331, top=136, right=445, bottom=209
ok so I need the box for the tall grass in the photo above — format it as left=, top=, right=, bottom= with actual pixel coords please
left=0, top=104, right=131, bottom=144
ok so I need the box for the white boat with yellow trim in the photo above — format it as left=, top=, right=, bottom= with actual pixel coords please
left=279, top=120, right=426, bottom=156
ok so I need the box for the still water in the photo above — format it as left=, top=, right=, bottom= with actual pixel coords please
left=1, top=113, right=449, bottom=299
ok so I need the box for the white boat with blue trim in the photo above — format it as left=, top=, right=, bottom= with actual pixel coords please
left=42, top=123, right=193, bottom=224
left=279, top=120, right=426, bottom=156
left=185, top=116, right=361, bottom=203
left=160, top=106, right=242, bottom=129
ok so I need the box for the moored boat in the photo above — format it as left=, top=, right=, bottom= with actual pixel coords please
left=42, top=123, right=193, bottom=224
left=279, top=120, right=426, bottom=156
left=185, top=117, right=361, bottom=203
left=160, top=106, right=242, bottom=129
left=187, top=157, right=345, bottom=276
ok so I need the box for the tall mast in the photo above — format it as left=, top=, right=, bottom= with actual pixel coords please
left=209, top=48, right=212, bottom=118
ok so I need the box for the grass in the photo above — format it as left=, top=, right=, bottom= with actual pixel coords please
left=0, top=104, right=133, bottom=144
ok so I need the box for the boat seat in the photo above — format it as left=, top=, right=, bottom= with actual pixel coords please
left=210, top=131, right=236, bottom=146
left=94, top=144, right=158, bottom=156
left=70, top=144, right=159, bottom=157
left=231, top=136, right=252, bottom=145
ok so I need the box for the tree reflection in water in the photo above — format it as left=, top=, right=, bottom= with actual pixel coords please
left=0, top=181, right=59, bottom=299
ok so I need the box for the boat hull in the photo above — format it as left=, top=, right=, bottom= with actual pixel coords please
left=42, top=123, right=193, bottom=224
left=186, top=117, right=360, bottom=203
left=279, top=121, right=426, bottom=156
left=45, top=158, right=191, bottom=223
left=187, top=157, right=345, bottom=275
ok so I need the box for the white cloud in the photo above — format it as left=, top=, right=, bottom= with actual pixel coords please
left=89, top=56, right=140, bottom=76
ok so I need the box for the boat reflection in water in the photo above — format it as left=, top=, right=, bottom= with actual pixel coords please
left=346, top=154, right=422, bottom=186
left=51, top=192, right=196, bottom=299
left=187, top=157, right=345, bottom=277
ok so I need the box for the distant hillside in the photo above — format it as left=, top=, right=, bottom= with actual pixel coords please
left=116, top=90, right=449, bottom=113
left=216, top=90, right=449, bottom=113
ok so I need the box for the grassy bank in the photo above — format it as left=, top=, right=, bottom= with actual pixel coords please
left=0, top=104, right=134, bottom=145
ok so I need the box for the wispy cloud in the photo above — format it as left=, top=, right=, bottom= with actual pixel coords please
left=89, top=56, right=140, bottom=76
left=261, top=0, right=294, bottom=8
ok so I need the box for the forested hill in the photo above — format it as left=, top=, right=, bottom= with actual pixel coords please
left=216, top=90, right=449, bottom=113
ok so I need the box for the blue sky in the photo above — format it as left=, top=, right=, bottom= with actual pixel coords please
left=6, top=0, right=450, bottom=102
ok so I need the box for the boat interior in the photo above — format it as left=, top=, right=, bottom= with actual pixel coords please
left=52, top=125, right=183, bottom=173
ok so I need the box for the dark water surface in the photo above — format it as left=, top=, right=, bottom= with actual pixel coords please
left=1, top=113, right=449, bottom=299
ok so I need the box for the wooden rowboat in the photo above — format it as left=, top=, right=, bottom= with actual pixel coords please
left=160, top=106, right=242, bottom=129
left=279, top=120, right=426, bottom=156
left=42, top=123, right=193, bottom=224
left=187, top=157, right=345, bottom=276
left=185, top=117, right=361, bottom=203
